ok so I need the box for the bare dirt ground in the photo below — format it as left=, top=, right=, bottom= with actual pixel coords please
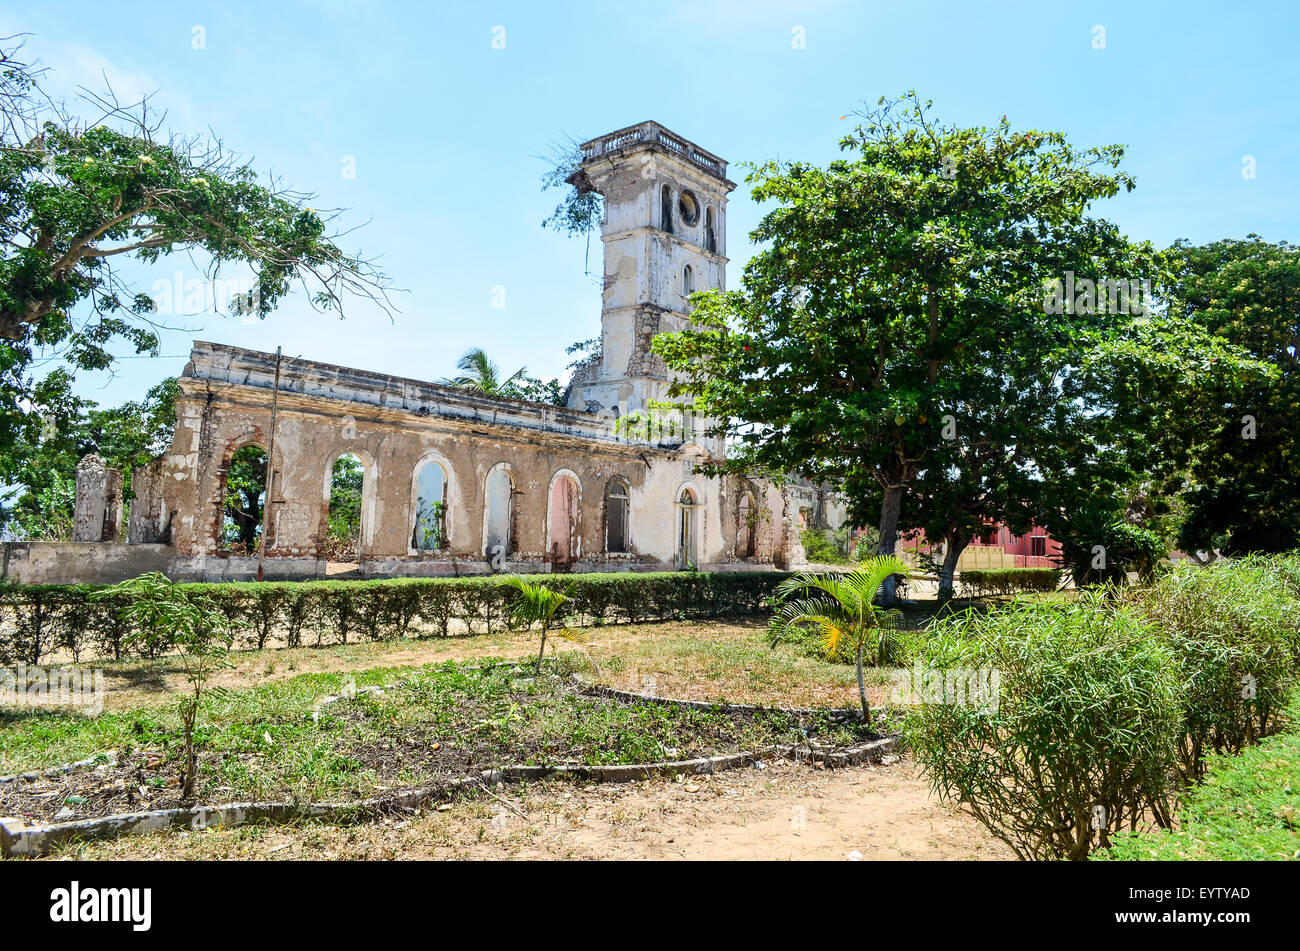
left=42, top=756, right=1010, bottom=861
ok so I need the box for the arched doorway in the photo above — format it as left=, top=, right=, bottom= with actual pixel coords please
left=606, top=478, right=629, bottom=554
left=548, top=472, right=580, bottom=570
left=737, top=488, right=758, bottom=558
left=677, top=487, right=699, bottom=569
left=483, top=464, right=513, bottom=568
left=221, top=443, right=267, bottom=554
left=326, top=453, right=366, bottom=562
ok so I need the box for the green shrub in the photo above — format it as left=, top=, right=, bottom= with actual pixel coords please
left=907, top=593, right=1182, bottom=861
left=1122, top=557, right=1300, bottom=781
left=0, top=570, right=788, bottom=663
left=1101, top=688, right=1300, bottom=861
left=800, top=528, right=850, bottom=565
left=958, top=567, right=1060, bottom=598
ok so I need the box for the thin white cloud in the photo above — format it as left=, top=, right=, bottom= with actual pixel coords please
left=1, top=31, right=199, bottom=134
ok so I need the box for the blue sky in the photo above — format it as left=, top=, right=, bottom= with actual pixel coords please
left=6, top=0, right=1300, bottom=408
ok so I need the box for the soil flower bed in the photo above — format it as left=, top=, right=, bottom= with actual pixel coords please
left=1, top=661, right=877, bottom=826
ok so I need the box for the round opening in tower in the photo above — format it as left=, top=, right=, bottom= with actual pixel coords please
left=677, top=189, right=700, bottom=226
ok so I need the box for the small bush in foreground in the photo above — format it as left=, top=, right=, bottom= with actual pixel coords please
left=92, top=573, right=232, bottom=800
left=768, top=557, right=910, bottom=720
left=907, top=593, right=1181, bottom=861
left=497, top=576, right=591, bottom=673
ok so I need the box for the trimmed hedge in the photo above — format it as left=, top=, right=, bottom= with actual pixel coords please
left=0, top=571, right=788, bottom=665
left=958, top=567, right=1060, bottom=598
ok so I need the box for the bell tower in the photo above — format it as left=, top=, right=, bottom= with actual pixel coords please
left=564, top=121, right=734, bottom=436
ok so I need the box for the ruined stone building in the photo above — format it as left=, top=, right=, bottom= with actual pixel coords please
left=3, top=122, right=845, bottom=584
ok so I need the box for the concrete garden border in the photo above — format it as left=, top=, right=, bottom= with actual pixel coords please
left=2, top=668, right=899, bottom=857
left=0, top=736, right=899, bottom=858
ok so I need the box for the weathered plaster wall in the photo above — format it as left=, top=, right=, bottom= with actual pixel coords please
left=152, top=342, right=774, bottom=579
left=127, top=458, right=167, bottom=544
left=2, top=542, right=173, bottom=585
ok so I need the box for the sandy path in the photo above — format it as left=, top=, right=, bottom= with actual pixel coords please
left=44, top=757, right=1011, bottom=861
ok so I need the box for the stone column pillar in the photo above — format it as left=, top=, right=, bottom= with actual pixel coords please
left=73, top=454, right=124, bottom=542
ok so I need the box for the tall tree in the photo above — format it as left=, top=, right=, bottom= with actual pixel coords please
left=1159, top=237, right=1300, bottom=554
left=654, top=93, right=1140, bottom=602
left=0, top=39, right=393, bottom=477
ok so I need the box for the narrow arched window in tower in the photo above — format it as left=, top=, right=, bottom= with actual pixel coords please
left=682, top=264, right=694, bottom=298
left=660, top=184, right=673, bottom=234
left=606, top=479, right=629, bottom=553
left=704, top=206, right=716, bottom=253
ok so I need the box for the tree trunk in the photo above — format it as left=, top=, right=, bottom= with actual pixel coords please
left=535, top=625, right=548, bottom=674
left=876, top=484, right=904, bottom=605
left=937, top=531, right=968, bottom=602
left=855, top=638, right=871, bottom=723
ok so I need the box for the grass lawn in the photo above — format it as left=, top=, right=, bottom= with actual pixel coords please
left=0, top=592, right=1061, bottom=838
left=1103, top=691, right=1300, bottom=861
left=43, top=616, right=923, bottom=716
left=0, top=622, right=886, bottom=826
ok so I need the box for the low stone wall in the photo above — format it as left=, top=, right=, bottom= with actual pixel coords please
left=1, top=542, right=174, bottom=585
left=164, top=554, right=327, bottom=582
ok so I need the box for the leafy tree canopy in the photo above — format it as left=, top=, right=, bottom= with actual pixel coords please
left=0, top=37, right=393, bottom=497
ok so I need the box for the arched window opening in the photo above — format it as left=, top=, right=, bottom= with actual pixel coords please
left=412, top=460, right=448, bottom=550
left=677, top=487, right=699, bottom=569
left=326, top=453, right=365, bottom=561
left=737, top=489, right=758, bottom=558
left=606, top=479, right=629, bottom=553
left=704, top=206, right=717, bottom=253
left=682, top=264, right=694, bottom=298
left=548, top=473, right=580, bottom=570
left=660, top=184, right=673, bottom=234
left=484, top=464, right=513, bottom=566
left=222, top=444, right=267, bottom=554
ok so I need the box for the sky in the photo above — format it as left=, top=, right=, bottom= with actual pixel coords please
left=5, top=0, right=1300, bottom=409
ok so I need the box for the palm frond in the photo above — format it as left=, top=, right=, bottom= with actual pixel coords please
left=552, top=626, right=592, bottom=646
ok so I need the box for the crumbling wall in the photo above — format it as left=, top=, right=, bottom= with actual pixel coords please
left=72, top=455, right=123, bottom=543
left=148, top=342, right=771, bottom=580
left=127, top=457, right=168, bottom=543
